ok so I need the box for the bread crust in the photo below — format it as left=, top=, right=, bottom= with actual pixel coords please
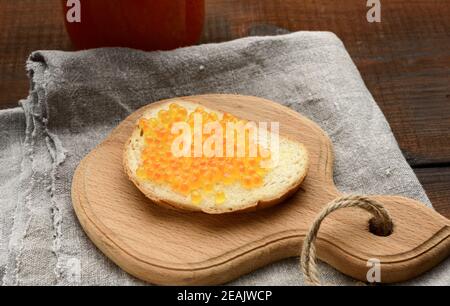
left=123, top=102, right=309, bottom=214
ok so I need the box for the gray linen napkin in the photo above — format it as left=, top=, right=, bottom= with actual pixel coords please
left=0, top=32, right=449, bottom=285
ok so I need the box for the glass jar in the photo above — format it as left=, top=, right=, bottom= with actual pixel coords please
left=62, top=0, right=205, bottom=51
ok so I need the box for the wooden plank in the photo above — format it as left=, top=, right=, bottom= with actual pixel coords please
left=1, top=0, right=448, bottom=165
left=0, top=1, right=448, bottom=210
left=202, top=0, right=450, bottom=166
left=0, top=0, right=71, bottom=108
left=415, top=167, right=450, bottom=219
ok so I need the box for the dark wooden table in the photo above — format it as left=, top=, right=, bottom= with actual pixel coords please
left=1, top=0, right=449, bottom=217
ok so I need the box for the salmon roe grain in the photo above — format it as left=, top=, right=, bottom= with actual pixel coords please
left=136, top=103, right=271, bottom=205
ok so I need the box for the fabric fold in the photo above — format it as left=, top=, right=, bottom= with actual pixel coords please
left=0, top=31, right=448, bottom=285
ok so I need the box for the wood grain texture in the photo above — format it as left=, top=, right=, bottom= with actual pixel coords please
left=415, top=167, right=450, bottom=220
left=0, top=0, right=449, bottom=166
left=72, top=95, right=450, bottom=285
left=202, top=0, right=450, bottom=166
left=0, top=0, right=71, bottom=109
left=1, top=3, right=448, bottom=218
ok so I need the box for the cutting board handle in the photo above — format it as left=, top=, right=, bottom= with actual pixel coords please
left=311, top=193, right=450, bottom=283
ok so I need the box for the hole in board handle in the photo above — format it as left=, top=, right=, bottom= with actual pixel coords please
left=369, top=217, right=394, bottom=237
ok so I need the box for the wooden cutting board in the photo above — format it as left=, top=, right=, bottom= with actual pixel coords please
left=71, top=94, right=450, bottom=285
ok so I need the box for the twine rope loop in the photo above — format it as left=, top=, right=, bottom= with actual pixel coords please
left=300, top=195, right=393, bottom=286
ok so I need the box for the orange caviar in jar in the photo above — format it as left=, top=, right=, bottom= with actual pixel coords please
left=136, top=103, right=271, bottom=205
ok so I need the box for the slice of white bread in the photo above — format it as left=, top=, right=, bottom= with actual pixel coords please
left=123, top=101, right=309, bottom=214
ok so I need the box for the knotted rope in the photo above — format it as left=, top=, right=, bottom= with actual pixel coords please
left=300, top=195, right=393, bottom=286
